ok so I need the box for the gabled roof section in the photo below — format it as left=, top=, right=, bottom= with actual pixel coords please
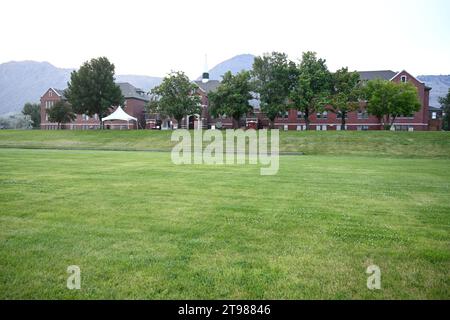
left=390, top=70, right=432, bottom=90
left=358, top=70, right=398, bottom=81
left=194, top=80, right=221, bottom=94
left=117, top=82, right=150, bottom=102
left=48, top=88, right=66, bottom=99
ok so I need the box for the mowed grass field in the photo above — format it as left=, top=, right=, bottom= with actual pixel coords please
left=0, top=130, right=449, bottom=299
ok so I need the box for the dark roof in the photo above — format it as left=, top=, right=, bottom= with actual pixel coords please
left=429, top=106, right=442, bottom=111
left=117, top=82, right=150, bottom=102
left=358, top=70, right=397, bottom=81
left=49, top=83, right=150, bottom=102
left=53, top=88, right=66, bottom=99
left=194, top=80, right=221, bottom=93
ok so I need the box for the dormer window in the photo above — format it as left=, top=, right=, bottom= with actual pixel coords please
left=401, top=75, right=407, bottom=83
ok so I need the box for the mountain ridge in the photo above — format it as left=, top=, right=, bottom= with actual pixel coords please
left=200, top=54, right=256, bottom=80
left=0, top=61, right=163, bottom=116
left=1, top=57, right=449, bottom=116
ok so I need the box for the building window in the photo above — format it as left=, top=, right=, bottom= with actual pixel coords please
left=357, top=110, right=369, bottom=119
left=297, top=111, right=303, bottom=119
left=49, top=90, right=53, bottom=97
left=82, top=114, right=89, bottom=121
left=401, top=75, right=407, bottom=83
left=357, top=125, right=369, bottom=131
left=394, top=125, right=410, bottom=131
left=337, top=111, right=348, bottom=119
left=316, top=111, right=328, bottom=119
left=432, top=112, right=437, bottom=120
left=281, top=111, right=289, bottom=119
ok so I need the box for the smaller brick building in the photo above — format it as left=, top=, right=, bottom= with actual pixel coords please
left=40, top=82, right=150, bottom=130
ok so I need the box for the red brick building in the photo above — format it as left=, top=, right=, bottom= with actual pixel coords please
left=268, top=70, right=434, bottom=131
left=42, top=69, right=440, bottom=131
left=146, top=69, right=438, bottom=131
left=145, top=77, right=221, bottom=130
left=40, top=82, right=150, bottom=130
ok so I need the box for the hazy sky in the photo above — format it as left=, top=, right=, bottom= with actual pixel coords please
left=0, top=0, right=449, bottom=78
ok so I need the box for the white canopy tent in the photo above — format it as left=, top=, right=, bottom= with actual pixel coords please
left=102, top=106, right=138, bottom=129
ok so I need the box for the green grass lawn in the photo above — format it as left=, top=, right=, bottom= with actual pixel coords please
left=0, top=131, right=449, bottom=299
left=1, top=130, right=450, bottom=158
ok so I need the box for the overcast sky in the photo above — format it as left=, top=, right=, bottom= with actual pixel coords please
left=0, top=0, right=449, bottom=78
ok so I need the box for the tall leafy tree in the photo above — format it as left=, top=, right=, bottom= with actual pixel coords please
left=439, top=88, right=450, bottom=131
left=252, top=52, right=296, bottom=128
left=290, top=52, right=332, bottom=130
left=209, top=71, right=253, bottom=129
left=363, top=79, right=421, bottom=129
left=22, top=102, right=41, bottom=129
left=151, top=71, right=201, bottom=128
left=65, top=57, right=124, bottom=128
left=326, top=68, right=361, bottom=130
left=145, top=94, right=166, bottom=116
left=47, top=101, right=76, bottom=129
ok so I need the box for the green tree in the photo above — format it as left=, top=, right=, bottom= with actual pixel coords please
left=290, top=52, right=332, bottom=130
left=363, top=79, right=421, bottom=130
left=326, top=68, right=361, bottom=130
left=439, top=88, right=450, bottom=131
left=65, top=57, right=124, bottom=128
left=22, top=102, right=41, bottom=129
left=252, top=52, right=296, bottom=128
left=150, top=71, right=201, bottom=129
left=47, top=101, right=76, bottom=129
left=209, top=71, right=253, bottom=129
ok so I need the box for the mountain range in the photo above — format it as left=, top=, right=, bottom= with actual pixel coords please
left=416, top=75, right=450, bottom=107
left=0, top=54, right=448, bottom=116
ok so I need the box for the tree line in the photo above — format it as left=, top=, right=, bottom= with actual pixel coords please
left=149, top=51, right=423, bottom=130
left=17, top=55, right=450, bottom=130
